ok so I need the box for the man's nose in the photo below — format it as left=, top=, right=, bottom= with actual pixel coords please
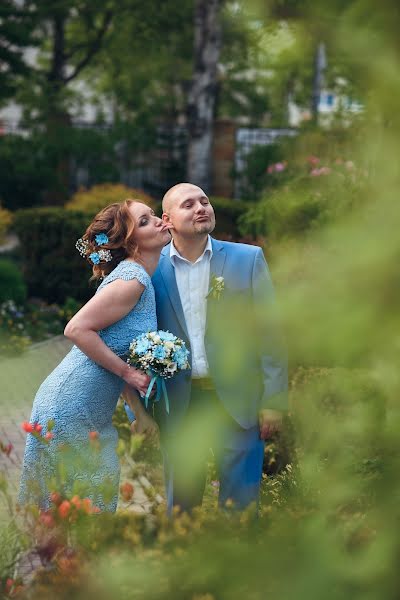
left=195, top=202, right=206, bottom=213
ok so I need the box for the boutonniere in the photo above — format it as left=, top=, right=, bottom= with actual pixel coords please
left=206, top=274, right=225, bottom=301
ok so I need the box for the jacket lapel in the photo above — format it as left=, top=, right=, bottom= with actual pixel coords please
left=159, top=246, right=189, bottom=339
left=209, top=238, right=226, bottom=278
left=206, top=239, right=227, bottom=333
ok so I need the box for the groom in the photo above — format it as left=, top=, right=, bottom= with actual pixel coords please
left=127, top=182, right=288, bottom=513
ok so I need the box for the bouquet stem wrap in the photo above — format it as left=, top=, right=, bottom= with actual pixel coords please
left=145, top=372, right=170, bottom=414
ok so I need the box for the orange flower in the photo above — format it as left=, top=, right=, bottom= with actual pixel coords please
left=88, top=431, right=99, bottom=441
left=21, top=422, right=34, bottom=433
left=120, top=482, right=134, bottom=502
left=82, top=498, right=93, bottom=514
left=71, top=495, right=82, bottom=510
left=58, top=500, right=71, bottom=519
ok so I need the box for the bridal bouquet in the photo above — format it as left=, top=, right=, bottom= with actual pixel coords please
left=127, top=330, right=190, bottom=413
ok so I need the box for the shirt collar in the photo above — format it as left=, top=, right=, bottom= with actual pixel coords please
left=170, top=235, right=213, bottom=266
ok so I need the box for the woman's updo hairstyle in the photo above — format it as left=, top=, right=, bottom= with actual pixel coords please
left=77, top=199, right=141, bottom=280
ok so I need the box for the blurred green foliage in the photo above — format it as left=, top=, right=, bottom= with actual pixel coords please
left=239, top=143, right=286, bottom=200
left=0, top=259, right=26, bottom=304
left=0, top=206, right=13, bottom=243
left=0, top=297, right=80, bottom=356
left=13, top=208, right=93, bottom=304
left=66, top=184, right=156, bottom=215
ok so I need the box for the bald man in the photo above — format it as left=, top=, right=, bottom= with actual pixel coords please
left=125, top=183, right=288, bottom=513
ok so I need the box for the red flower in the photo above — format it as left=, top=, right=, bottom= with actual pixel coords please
left=50, top=491, right=62, bottom=506
left=120, top=482, right=134, bottom=502
left=88, top=431, right=99, bottom=441
left=58, top=500, right=71, bottom=519
left=34, top=422, right=42, bottom=433
left=44, top=432, right=54, bottom=441
left=39, top=511, right=55, bottom=528
left=21, top=422, right=34, bottom=433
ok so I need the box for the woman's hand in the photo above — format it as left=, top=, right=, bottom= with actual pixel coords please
left=122, top=366, right=151, bottom=397
left=131, top=412, right=159, bottom=441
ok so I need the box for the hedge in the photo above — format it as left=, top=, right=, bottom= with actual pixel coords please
left=13, top=208, right=95, bottom=304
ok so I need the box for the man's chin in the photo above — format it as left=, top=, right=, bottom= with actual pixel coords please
left=193, top=222, right=215, bottom=235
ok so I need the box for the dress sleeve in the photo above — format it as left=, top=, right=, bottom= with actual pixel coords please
left=98, top=262, right=150, bottom=290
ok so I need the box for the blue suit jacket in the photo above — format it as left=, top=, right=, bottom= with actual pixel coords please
left=152, top=238, right=288, bottom=433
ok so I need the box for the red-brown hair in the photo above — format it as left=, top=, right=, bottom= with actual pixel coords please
left=79, top=199, right=143, bottom=280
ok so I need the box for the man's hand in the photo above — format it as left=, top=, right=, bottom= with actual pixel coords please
left=259, top=409, right=283, bottom=440
left=131, top=412, right=159, bottom=442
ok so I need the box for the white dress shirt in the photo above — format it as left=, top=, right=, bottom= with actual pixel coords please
left=170, top=236, right=212, bottom=378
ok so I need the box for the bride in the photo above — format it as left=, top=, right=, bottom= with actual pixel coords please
left=18, top=199, right=170, bottom=512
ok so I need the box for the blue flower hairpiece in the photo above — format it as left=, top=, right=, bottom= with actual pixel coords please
left=89, top=249, right=112, bottom=265
left=89, top=252, right=101, bottom=265
left=76, top=235, right=113, bottom=265
left=95, top=233, right=109, bottom=245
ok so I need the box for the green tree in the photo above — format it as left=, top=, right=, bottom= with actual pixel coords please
left=0, top=0, right=35, bottom=105
left=2, top=0, right=116, bottom=202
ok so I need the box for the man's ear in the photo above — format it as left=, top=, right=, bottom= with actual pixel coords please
left=162, top=213, right=174, bottom=228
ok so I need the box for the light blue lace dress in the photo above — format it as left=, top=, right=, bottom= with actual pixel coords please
left=18, top=261, right=157, bottom=512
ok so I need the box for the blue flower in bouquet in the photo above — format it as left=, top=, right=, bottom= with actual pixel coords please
left=158, top=330, right=176, bottom=342
left=153, top=345, right=167, bottom=360
left=173, top=347, right=189, bottom=369
left=135, top=336, right=151, bottom=355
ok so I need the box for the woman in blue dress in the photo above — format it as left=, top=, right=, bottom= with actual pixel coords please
left=18, top=199, right=170, bottom=512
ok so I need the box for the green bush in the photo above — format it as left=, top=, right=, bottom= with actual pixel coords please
left=0, top=297, right=82, bottom=356
left=13, top=208, right=94, bottom=304
left=0, top=259, right=27, bottom=304
left=209, top=197, right=253, bottom=239
left=0, top=205, right=13, bottom=244
left=239, top=142, right=286, bottom=199
left=0, top=134, right=60, bottom=210
left=66, top=183, right=156, bottom=215
left=239, top=157, right=368, bottom=240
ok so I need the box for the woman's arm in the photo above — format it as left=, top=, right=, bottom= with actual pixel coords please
left=64, top=277, right=150, bottom=395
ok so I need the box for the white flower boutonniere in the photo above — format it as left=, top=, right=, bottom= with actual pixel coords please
left=206, top=274, right=225, bottom=301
